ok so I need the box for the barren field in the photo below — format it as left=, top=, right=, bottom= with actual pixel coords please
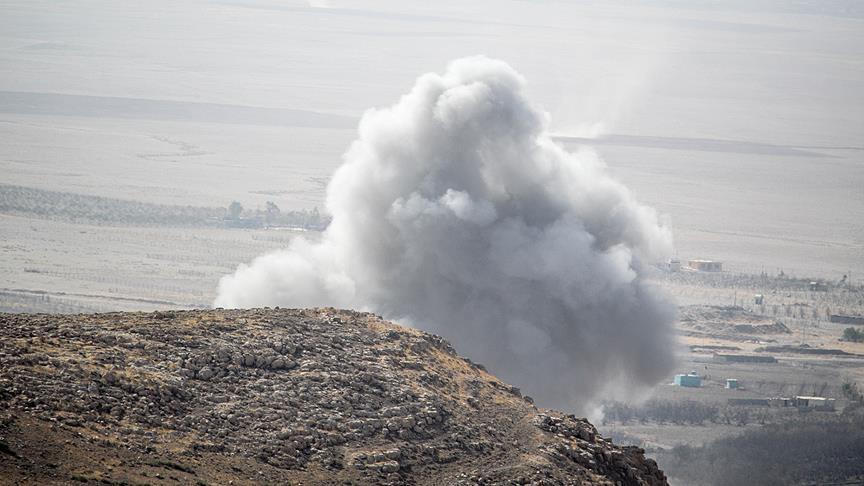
left=0, top=214, right=302, bottom=312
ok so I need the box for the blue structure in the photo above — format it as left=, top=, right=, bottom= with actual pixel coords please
left=674, top=372, right=702, bottom=387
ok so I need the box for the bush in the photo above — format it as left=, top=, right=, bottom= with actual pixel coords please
left=843, top=327, right=864, bottom=342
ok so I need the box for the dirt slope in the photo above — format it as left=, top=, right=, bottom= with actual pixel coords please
left=0, top=308, right=666, bottom=485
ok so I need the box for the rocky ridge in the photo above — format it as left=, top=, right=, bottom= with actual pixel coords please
left=0, top=308, right=666, bottom=485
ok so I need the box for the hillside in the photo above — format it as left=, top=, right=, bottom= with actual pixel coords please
left=0, top=309, right=666, bottom=485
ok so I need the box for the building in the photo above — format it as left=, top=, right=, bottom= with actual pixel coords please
left=768, top=397, right=792, bottom=408
left=667, top=258, right=681, bottom=272
left=809, top=281, right=828, bottom=292
left=764, top=397, right=836, bottom=411
left=688, top=259, right=722, bottom=272
left=794, top=396, right=836, bottom=411
left=726, top=378, right=739, bottom=389
left=674, top=372, right=702, bottom=387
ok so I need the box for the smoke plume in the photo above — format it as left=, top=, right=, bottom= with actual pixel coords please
left=215, top=57, right=677, bottom=411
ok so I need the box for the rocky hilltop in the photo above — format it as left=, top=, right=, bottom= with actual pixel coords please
left=0, top=309, right=666, bottom=485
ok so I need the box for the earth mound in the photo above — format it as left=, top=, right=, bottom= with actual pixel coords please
left=679, top=305, right=791, bottom=340
left=0, top=308, right=666, bottom=485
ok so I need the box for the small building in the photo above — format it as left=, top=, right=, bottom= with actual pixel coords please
left=674, top=371, right=702, bottom=388
left=688, top=259, right=723, bottom=272
left=754, top=294, right=764, bottom=305
left=809, top=281, right=828, bottom=292
left=726, top=378, right=739, bottom=389
left=794, top=396, right=836, bottom=411
left=667, top=258, right=682, bottom=272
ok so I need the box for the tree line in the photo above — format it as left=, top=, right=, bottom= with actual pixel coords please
left=0, top=184, right=328, bottom=230
left=659, top=409, right=864, bottom=486
left=602, top=399, right=777, bottom=427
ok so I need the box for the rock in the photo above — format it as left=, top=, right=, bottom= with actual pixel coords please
left=0, top=309, right=667, bottom=485
left=384, top=449, right=401, bottom=460
left=197, top=367, right=215, bottom=381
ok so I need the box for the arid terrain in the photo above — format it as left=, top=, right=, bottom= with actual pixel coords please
left=2, top=207, right=863, bottom=485
left=603, top=270, right=864, bottom=485
left=0, top=308, right=666, bottom=485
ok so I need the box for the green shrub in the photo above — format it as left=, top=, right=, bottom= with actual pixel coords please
left=843, top=327, right=864, bottom=342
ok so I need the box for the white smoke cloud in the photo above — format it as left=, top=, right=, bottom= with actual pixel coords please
left=215, top=56, right=677, bottom=411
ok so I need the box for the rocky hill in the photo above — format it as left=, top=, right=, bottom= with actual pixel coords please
left=0, top=308, right=666, bottom=485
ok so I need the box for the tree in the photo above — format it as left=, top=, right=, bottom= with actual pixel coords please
left=265, top=201, right=280, bottom=225
left=842, top=381, right=864, bottom=408
left=228, top=201, right=243, bottom=220
left=842, top=327, right=864, bottom=343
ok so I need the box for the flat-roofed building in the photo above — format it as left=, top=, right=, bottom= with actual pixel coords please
left=674, top=372, right=702, bottom=387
